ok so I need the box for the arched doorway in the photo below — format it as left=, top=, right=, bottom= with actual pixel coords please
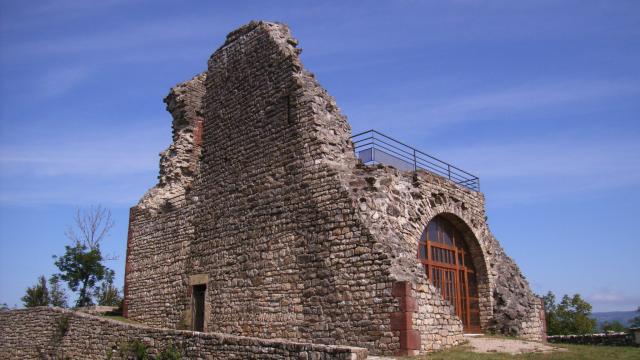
left=419, top=215, right=481, bottom=333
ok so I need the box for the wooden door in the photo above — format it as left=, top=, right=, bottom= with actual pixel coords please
left=419, top=216, right=481, bottom=333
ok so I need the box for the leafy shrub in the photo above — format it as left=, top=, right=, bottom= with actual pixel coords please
left=54, top=315, right=70, bottom=343
left=118, top=339, right=149, bottom=360
left=158, top=342, right=182, bottom=360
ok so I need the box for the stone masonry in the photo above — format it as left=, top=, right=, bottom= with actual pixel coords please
left=0, top=307, right=367, bottom=359
left=123, top=21, right=545, bottom=356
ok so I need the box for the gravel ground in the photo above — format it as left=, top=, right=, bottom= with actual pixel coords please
left=465, top=336, right=565, bottom=355
left=368, top=336, right=565, bottom=358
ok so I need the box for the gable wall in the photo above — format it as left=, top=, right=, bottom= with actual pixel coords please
left=184, top=21, right=401, bottom=353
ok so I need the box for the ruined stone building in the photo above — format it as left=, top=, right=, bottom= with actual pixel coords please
left=123, top=21, right=545, bottom=356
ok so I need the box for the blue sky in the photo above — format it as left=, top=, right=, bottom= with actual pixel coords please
left=1, top=1, right=638, bottom=312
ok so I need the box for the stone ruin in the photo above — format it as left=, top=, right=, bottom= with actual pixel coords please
left=123, top=21, right=545, bottom=356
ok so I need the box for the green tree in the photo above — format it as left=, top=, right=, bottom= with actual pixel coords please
left=21, top=275, right=50, bottom=307
left=543, top=291, right=596, bottom=335
left=542, top=291, right=560, bottom=334
left=1, top=302, right=10, bottom=311
left=601, top=320, right=627, bottom=332
left=48, top=276, right=68, bottom=308
left=54, top=243, right=106, bottom=307
left=21, top=275, right=68, bottom=308
left=629, top=306, right=640, bottom=328
left=94, top=269, right=122, bottom=306
left=54, top=205, right=115, bottom=308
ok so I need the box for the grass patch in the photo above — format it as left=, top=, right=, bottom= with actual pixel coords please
left=403, top=343, right=640, bottom=360
left=100, top=314, right=140, bottom=324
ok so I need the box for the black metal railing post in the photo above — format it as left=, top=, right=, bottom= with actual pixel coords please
left=413, top=149, right=417, bottom=171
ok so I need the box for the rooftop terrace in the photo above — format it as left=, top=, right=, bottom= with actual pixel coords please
left=352, top=130, right=480, bottom=191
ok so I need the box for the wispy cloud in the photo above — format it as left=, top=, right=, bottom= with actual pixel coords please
left=33, top=0, right=136, bottom=13
left=0, top=125, right=165, bottom=177
left=2, top=15, right=229, bottom=64
left=346, top=78, right=640, bottom=206
left=446, top=137, right=640, bottom=180
left=347, top=79, right=639, bottom=133
left=588, top=290, right=640, bottom=312
left=1, top=0, right=145, bottom=32
left=425, top=80, right=637, bottom=121
left=591, top=292, right=626, bottom=303
left=0, top=124, right=167, bottom=206
left=0, top=183, right=145, bottom=206
left=38, top=66, right=91, bottom=98
left=441, top=134, right=640, bottom=206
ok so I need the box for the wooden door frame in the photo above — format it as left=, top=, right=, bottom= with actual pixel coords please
left=418, top=216, right=482, bottom=333
left=189, top=274, right=209, bottom=332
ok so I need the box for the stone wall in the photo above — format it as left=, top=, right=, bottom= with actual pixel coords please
left=547, top=332, right=637, bottom=347
left=126, top=21, right=402, bottom=354
left=123, top=72, right=205, bottom=327
left=124, top=20, right=545, bottom=356
left=340, top=163, right=545, bottom=346
left=190, top=20, right=398, bottom=351
left=0, top=307, right=367, bottom=359
left=123, top=204, right=195, bottom=328
left=137, top=73, right=205, bottom=211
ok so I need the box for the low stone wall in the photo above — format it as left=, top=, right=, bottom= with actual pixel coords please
left=547, top=332, right=637, bottom=347
left=0, top=307, right=368, bottom=359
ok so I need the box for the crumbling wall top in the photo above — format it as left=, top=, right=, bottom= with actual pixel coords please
left=137, top=72, right=206, bottom=211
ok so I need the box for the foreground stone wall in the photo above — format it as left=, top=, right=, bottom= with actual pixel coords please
left=0, top=307, right=367, bottom=359
left=548, top=332, right=638, bottom=347
left=124, top=20, right=544, bottom=355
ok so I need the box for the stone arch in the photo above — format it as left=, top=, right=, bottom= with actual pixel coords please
left=421, top=208, right=493, bottom=331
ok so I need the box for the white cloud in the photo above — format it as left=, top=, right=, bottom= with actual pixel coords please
left=345, top=79, right=640, bottom=206
left=3, top=15, right=229, bottom=64
left=0, top=184, right=144, bottom=206
left=445, top=138, right=640, bottom=180
left=426, top=80, right=636, bottom=120
left=0, top=125, right=165, bottom=177
left=34, top=0, right=136, bottom=13
left=38, top=67, right=91, bottom=98
left=437, top=135, right=640, bottom=206
left=591, top=292, right=626, bottom=303
left=347, top=79, right=639, bottom=133
left=588, top=290, right=640, bottom=312
left=0, top=118, right=172, bottom=206
left=1, top=0, right=145, bottom=32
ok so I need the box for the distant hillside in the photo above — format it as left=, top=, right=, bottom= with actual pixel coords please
left=592, top=311, right=637, bottom=330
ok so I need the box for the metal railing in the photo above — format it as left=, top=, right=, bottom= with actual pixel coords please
left=351, top=130, right=480, bottom=191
